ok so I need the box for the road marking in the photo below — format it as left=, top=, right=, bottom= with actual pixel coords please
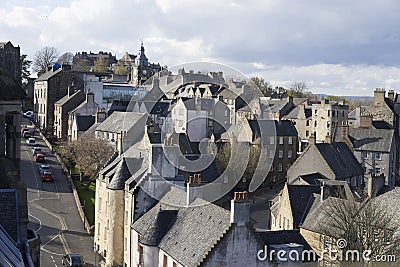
left=24, top=138, right=71, bottom=255
left=28, top=212, right=42, bottom=232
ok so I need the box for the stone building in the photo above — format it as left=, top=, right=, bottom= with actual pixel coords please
left=286, top=137, right=364, bottom=191
left=129, top=44, right=162, bottom=86
left=34, top=65, right=84, bottom=131
left=67, top=91, right=100, bottom=141
left=54, top=86, right=85, bottom=139
left=72, top=51, right=117, bottom=69
left=362, top=88, right=397, bottom=127
left=0, top=41, right=21, bottom=84
left=334, top=123, right=397, bottom=187
left=0, top=65, right=40, bottom=266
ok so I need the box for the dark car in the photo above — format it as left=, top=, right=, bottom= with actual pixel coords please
left=34, top=153, right=45, bottom=163
left=61, top=254, right=86, bottom=267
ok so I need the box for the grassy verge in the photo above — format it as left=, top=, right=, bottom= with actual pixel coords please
left=73, top=179, right=96, bottom=226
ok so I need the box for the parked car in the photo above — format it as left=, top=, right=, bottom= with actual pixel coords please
left=34, top=153, right=45, bottom=163
left=61, top=254, right=86, bottom=267
left=32, top=147, right=42, bottom=155
left=41, top=171, right=54, bottom=182
left=23, top=111, right=34, bottom=119
left=22, top=130, right=31, bottom=138
left=26, top=137, right=36, bottom=146
left=38, top=164, right=50, bottom=174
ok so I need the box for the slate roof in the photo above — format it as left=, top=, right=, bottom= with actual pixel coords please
left=107, top=157, right=131, bottom=190
left=287, top=185, right=321, bottom=227
left=0, top=223, right=24, bottom=267
left=95, top=111, right=146, bottom=133
left=293, top=98, right=308, bottom=106
left=348, top=128, right=394, bottom=152
left=0, top=64, right=26, bottom=100
left=76, top=115, right=95, bottom=131
left=182, top=98, right=215, bottom=111
left=139, top=209, right=178, bottom=246
left=371, top=120, right=393, bottom=129
left=282, top=106, right=301, bottom=119
left=55, top=90, right=83, bottom=105
left=132, top=187, right=231, bottom=267
left=0, top=189, right=19, bottom=243
left=34, top=68, right=62, bottom=82
left=373, top=187, right=400, bottom=232
left=248, top=119, right=298, bottom=140
left=316, top=142, right=364, bottom=180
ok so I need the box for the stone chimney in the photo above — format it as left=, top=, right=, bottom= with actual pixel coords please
left=339, top=121, right=353, bottom=150
left=86, top=92, right=95, bottom=103
left=67, top=85, right=74, bottom=97
left=309, top=133, right=316, bottom=145
left=388, top=90, right=395, bottom=101
left=374, top=88, right=386, bottom=106
left=230, top=191, right=250, bottom=226
left=95, top=108, right=106, bottom=123
left=367, top=172, right=385, bottom=198
left=360, top=115, right=373, bottom=129
left=186, top=174, right=202, bottom=206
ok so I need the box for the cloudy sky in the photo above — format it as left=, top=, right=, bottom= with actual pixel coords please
left=1, top=0, right=400, bottom=96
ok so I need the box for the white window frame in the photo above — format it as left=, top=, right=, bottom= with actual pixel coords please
left=288, top=150, right=293, bottom=158
left=279, top=137, right=284, bottom=145
left=278, top=150, right=283, bottom=158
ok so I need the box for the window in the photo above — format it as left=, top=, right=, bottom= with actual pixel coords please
left=362, top=151, right=368, bottom=159
left=342, top=110, right=345, bottom=117
left=173, top=262, right=177, bottom=267
left=104, top=227, right=107, bottom=240
left=163, top=254, right=168, bottom=267
left=224, top=110, right=228, bottom=116
left=328, top=110, right=330, bottom=117
left=279, top=150, right=283, bottom=158
left=138, top=245, right=144, bottom=265
left=288, top=137, right=293, bottom=145
left=278, top=163, right=283, bottom=171
left=306, top=120, right=310, bottom=126
left=179, top=108, right=184, bottom=115
left=327, top=122, right=330, bottom=128
left=125, top=211, right=128, bottom=225
left=279, top=137, right=284, bottom=145
left=209, top=110, right=213, bottom=116
left=242, top=176, right=246, bottom=183
left=283, top=217, right=286, bottom=229
left=124, top=237, right=127, bottom=251
left=375, top=168, right=381, bottom=174
left=306, top=130, right=309, bottom=137
left=269, top=150, right=274, bottom=159
left=314, top=110, right=317, bottom=115
left=288, top=150, right=293, bottom=158
left=270, top=165, right=274, bottom=172
left=270, top=137, right=275, bottom=145
left=314, top=121, right=317, bottom=127
left=375, top=152, right=382, bottom=161
left=279, top=215, right=282, bottom=227
left=97, top=223, right=100, bottom=238
left=99, top=197, right=102, bottom=212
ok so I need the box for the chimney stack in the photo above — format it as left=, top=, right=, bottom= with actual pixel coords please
left=320, top=182, right=327, bottom=202
left=230, top=191, right=250, bottom=226
left=374, top=88, right=386, bottom=106
left=388, top=90, right=395, bottom=101
left=360, top=115, right=373, bottom=129
left=95, top=108, right=106, bottom=123
left=186, top=174, right=202, bottom=206
left=67, top=85, right=74, bottom=97
left=86, top=92, right=95, bottom=103
left=309, top=133, right=316, bottom=145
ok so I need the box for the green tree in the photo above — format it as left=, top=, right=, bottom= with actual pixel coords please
left=249, top=76, right=273, bottom=96
left=113, top=64, right=130, bottom=75
left=33, top=47, right=59, bottom=74
left=93, top=57, right=109, bottom=72
left=20, top=54, right=32, bottom=84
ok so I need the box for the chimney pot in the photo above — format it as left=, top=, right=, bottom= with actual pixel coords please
left=189, top=176, right=193, bottom=184
left=198, top=174, right=202, bottom=183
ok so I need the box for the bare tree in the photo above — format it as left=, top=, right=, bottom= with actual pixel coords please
left=321, top=198, right=399, bottom=261
left=68, top=137, right=115, bottom=183
left=57, top=52, right=74, bottom=65
left=287, top=81, right=314, bottom=98
left=33, top=47, right=59, bottom=74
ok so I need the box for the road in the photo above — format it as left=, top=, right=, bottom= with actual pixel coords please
left=21, top=119, right=96, bottom=267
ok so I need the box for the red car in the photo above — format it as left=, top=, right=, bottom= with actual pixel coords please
left=41, top=171, right=54, bottom=182
left=34, top=153, right=45, bottom=163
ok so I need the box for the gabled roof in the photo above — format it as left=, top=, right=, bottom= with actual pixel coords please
left=316, top=142, right=364, bottom=180
left=287, top=185, right=321, bottom=227
left=54, top=90, right=83, bottom=105
left=373, top=187, right=400, bottom=232
left=348, top=128, right=394, bottom=152
left=248, top=119, right=297, bottom=139
left=132, top=187, right=231, bottom=267
left=75, top=115, right=95, bottom=131
left=34, top=68, right=63, bottom=82
left=95, top=111, right=146, bottom=133
left=257, top=229, right=312, bottom=251
left=0, top=65, right=25, bottom=100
